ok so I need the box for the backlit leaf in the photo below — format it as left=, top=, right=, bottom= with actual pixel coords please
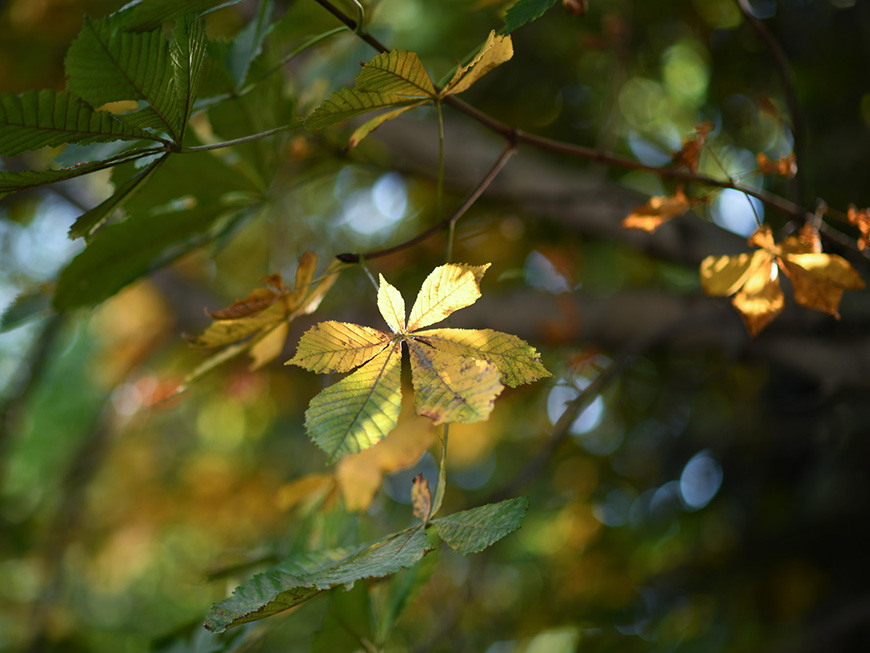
left=305, top=342, right=403, bottom=462
left=431, top=497, right=528, bottom=555
left=700, top=250, right=767, bottom=297
left=170, top=14, right=207, bottom=142
left=414, top=328, right=551, bottom=387
left=66, top=16, right=181, bottom=140
left=306, top=50, right=435, bottom=131
left=248, top=321, right=289, bottom=370
left=622, top=188, right=691, bottom=232
left=732, top=257, right=783, bottom=336
left=288, top=321, right=391, bottom=373
left=408, top=342, right=503, bottom=425
left=204, top=527, right=432, bottom=633
left=782, top=253, right=865, bottom=318
left=406, top=263, right=490, bottom=331
left=378, top=274, right=406, bottom=333
left=0, top=90, right=161, bottom=157
left=441, top=31, right=514, bottom=97
left=349, top=103, right=424, bottom=148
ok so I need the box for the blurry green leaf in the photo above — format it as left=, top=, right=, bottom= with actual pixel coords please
left=0, top=287, right=53, bottom=332
left=54, top=202, right=252, bottom=310
left=68, top=153, right=169, bottom=240
left=116, top=0, right=246, bottom=32
left=228, top=0, right=274, bottom=90
left=431, top=497, right=529, bottom=555
left=204, top=528, right=433, bottom=633
left=504, top=0, right=560, bottom=33
left=305, top=342, right=403, bottom=462
left=374, top=552, right=438, bottom=645
left=171, top=14, right=208, bottom=142
left=306, top=50, right=436, bottom=131
left=0, top=90, right=162, bottom=157
left=349, top=102, right=424, bottom=148
left=65, top=16, right=181, bottom=141
left=312, top=582, right=372, bottom=653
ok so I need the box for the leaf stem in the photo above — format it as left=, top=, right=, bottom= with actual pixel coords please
left=357, top=256, right=380, bottom=292
left=177, top=124, right=300, bottom=153
left=337, top=143, right=516, bottom=263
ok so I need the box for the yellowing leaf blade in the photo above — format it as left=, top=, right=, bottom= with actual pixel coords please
left=414, top=328, right=550, bottom=387
left=732, top=258, right=784, bottom=336
left=622, top=190, right=691, bottom=232
left=408, top=341, right=503, bottom=425
left=442, top=31, right=514, bottom=97
left=288, top=321, right=392, bottom=373
left=249, top=321, right=289, bottom=370
left=406, top=263, right=490, bottom=332
left=700, top=250, right=767, bottom=297
left=188, top=302, right=286, bottom=348
left=782, top=253, right=865, bottom=317
left=378, top=274, right=407, bottom=333
left=305, top=342, right=403, bottom=462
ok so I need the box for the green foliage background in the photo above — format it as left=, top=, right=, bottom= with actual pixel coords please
left=2, top=0, right=870, bottom=651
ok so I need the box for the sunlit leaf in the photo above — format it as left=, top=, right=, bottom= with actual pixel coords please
left=731, top=256, right=783, bottom=336
left=288, top=321, right=391, bottom=373
left=504, top=0, right=559, bottom=33
left=414, top=328, right=551, bottom=387
left=66, top=16, right=181, bottom=141
left=700, top=250, right=767, bottom=297
left=622, top=188, right=691, bottom=232
left=0, top=90, right=162, bottom=157
left=305, top=342, right=403, bottom=462
left=204, top=527, right=433, bottom=633
left=431, top=497, right=528, bottom=555
left=782, top=253, right=865, bottom=318
left=306, top=50, right=436, bottom=131
left=441, top=31, right=514, bottom=97
left=378, top=274, right=406, bottom=333
left=406, top=263, right=490, bottom=331
left=408, top=342, right=503, bottom=425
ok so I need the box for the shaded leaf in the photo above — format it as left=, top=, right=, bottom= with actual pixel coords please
left=414, top=328, right=551, bottom=387
left=0, top=90, right=161, bottom=157
left=171, top=14, right=208, bottom=142
left=378, top=274, right=406, bottom=333
left=408, top=342, right=503, bottom=425
left=1, top=287, right=53, bottom=332
left=622, top=188, right=691, bottom=232
left=441, top=31, right=514, bottom=97
left=349, top=103, right=424, bottom=148
left=209, top=286, right=279, bottom=320
left=412, top=473, right=432, bottom=522
left=248, top=320, right=289, bottom=370
left=847, top=204, right=870, bottom=251
left=672, top=122, right=713, bottom=172
left=54, top=203, right=247, bottom=310
left=431, top=497, right=528, bottom=555
left=305, top=342, right=403, bottom=462
left=227, top=0, right=273, bottom=90
left=288, top=321, right=391, bottom=374
left=504, top=0, right=560, bottom=33
left=68, top=153, right=169, bottom=240
left=406, top=263, right=490, bottom=331
left=204, top=527, right=433, bottom=633
left=66, top=16, right=181, bottom=140
left=189, top=302, right=286, bottom=348
left=117, top=0, right=246, bottom=31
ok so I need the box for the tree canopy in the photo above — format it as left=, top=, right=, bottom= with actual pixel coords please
left=2, top=0, right=870, bottom=651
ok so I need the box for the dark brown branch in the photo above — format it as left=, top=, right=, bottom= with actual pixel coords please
left=311, top=0, right=389, bottom=53
left=736, top=0, right=806, bottom=204
left=336, top=143, right=517, bottom=263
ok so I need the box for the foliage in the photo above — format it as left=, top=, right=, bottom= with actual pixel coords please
left=2, top=0, right=870, bottom=651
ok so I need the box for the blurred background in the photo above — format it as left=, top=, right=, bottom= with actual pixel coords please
left=2, top=0, right=870, bottom=651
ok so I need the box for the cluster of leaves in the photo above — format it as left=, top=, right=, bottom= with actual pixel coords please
left=288, top=263, right=550, bottom=461
left=620, top=124, right=866, bottom=335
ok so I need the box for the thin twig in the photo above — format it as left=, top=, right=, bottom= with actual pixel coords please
left=337, top=143, right=516, bottom=263
left=178, top=124, right=299, bottom=153
left=736, top=0, right=806, bottom=204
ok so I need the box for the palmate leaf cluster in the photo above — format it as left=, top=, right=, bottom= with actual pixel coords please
left=288, top=263, right=551, bottom=462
